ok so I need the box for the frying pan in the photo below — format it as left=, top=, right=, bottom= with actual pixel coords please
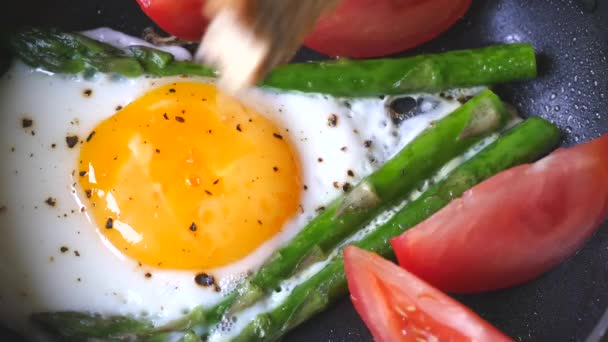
left=1, top=0, right=607, bottom=341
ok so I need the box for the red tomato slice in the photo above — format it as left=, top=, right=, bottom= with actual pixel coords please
left=343, top=246, right=513, bottom=342
left=135, top=0, right=207, bottom=41
left=303, top=0, right=472, bottom=57
left=135, top=0, right=471, bottom=57
left=391, top=134, right=608, bottom=294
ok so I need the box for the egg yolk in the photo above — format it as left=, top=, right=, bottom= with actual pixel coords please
left=78, top=82, right=301, bottom=270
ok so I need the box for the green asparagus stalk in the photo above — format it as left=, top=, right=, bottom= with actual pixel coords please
left=232, top=116, right=561, bottom=341
left=7, top=28, right=536, bottom=96
left=263, top=44, right=537, bottom=97
left=30, top=312, right=153, bottom=341
left=187, top=88, right=510, bottom=327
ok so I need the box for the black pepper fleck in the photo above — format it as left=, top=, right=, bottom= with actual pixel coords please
left=85, top=189, right=92, bottom=198
left=74, top=250, right=80, bottom=257
left=86, top=131, right=96, bottom=142
left=115, top=105, right=123, bottom=111
left=163, top=113, right=169, bottom=120
left=316, top=206, right=326, bottom=213
left=303, top=185, right=308, bottom=190
left=318, top=157, right=324, bottom=162
left=83, top=89, right=93, bottom=97
left=79, top=171, right=87, bottom=177
left=205, top=190, right=213, bottom=196
left=273, top=133, right=283, bottom=139
left=169, top=88, right=176, bottom=93
left=155, top=149, right=161, bottom=154
left=51, top=143, right=56, bottom=149
left=273, top=166, right=279, bottom=172
left=342, top=183, right=352, bottom=193
left=190, top=222, right=197, bottom=231
left=66, top=135, right=79, bottom=148
left=175, top=116, right=185, bottom=123
left=341, top=146, right=348, bottom=152
left=389, top=96, right=418, bottom=125
left=213, top=179, right=220, bottom=185
left=105, top=217, right=114, bottom=229
left=364, top=140, right=373, bottom=148
left=236, top=124, right=242, bottom=132
left=145, top=272, right=152, bottom=278
left=327, top=114, right=338, bottom=127
left=333, top=181, right=340, bottom=189
left=347, top=170, right=355, bottom=177
left=257, top=220, right=263, bottom=225
left=22, top=118, right=33, bottom=128
left=45, top=197, right=57, bottom=207
left=60, top=246, right=69, bottom=253
left=194, top=273, right=216, bottom=287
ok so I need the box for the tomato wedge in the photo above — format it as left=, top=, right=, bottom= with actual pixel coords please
left=134, top=0, right=471, bottom=58
left=303, top=0, right=472, bottom=57
left=343, top=246, right=513, bottom=342
left=135, top=0, right=207, bottom=41
left=391, top=134, right=608, bottom=294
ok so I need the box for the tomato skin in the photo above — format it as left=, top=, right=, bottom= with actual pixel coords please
left=391, top=134, right=608, bottom=294
left=344, top=246, right=513, bottom=342
left=303, top=0, right=472, bottom=57
left=135, top=0, right=207, bottom=41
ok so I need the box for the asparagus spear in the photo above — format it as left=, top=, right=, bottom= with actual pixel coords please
left=30, top=312, right=153, bottom=341
left=191, top=88, right=510, bottom=325
left=263, top=44, right=537, bottom=97
left=29, top=89, right=511, bottom=340
left=7, top=28, right=536, bottom=96
left=232, top=116, right=561, bottom=341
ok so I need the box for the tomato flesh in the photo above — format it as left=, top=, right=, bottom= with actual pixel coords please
left=135, top=0, right=207, bottom=41
left=304, top=0, right=472, bottom=57
left=391, top=134, right=608, bottom=294
left=344, top=246, right=513, bottom=342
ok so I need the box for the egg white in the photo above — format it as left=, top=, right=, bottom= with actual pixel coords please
left=0, top=29, right=478, bottom=339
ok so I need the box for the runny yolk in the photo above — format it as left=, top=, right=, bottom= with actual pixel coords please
left=78, top=82, right=301, bottom=270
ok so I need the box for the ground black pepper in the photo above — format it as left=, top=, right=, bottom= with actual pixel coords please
left=66, top=135, right=79, bottom=148
left=45, top=197, right=57, bottom=207
left=328, top=114, right=338, bottom=127
left=194, top=273, right=216, bottom=287
left=22, top=118, right=33, bottom=128
left=86, top=131, right=96, bottom=142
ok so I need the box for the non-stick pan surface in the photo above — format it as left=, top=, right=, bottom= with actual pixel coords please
left=2, top=1, right=608, bottom=341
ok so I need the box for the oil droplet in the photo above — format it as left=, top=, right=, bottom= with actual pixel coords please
left=566, top=115, right=574, bottom=124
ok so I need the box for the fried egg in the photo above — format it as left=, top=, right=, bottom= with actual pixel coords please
left=0, top=28, right=477, bottom=339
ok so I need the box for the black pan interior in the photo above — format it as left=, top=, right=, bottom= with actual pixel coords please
left=2, top=0, right=608, bottom=341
